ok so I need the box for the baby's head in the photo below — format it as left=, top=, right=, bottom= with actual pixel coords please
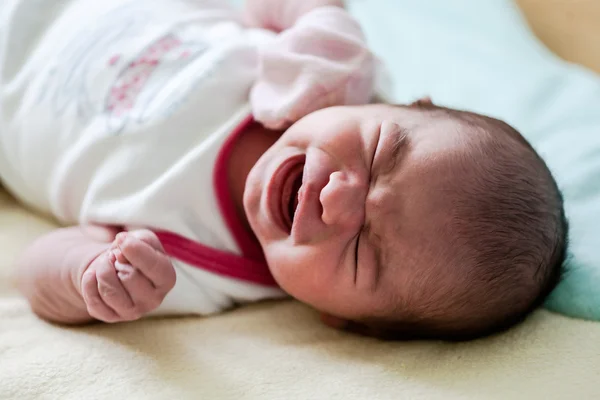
left=244, top=100, right=567, bottom=340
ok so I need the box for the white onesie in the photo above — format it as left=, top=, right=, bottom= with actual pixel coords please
left=0, top=0, right=375, bottom=315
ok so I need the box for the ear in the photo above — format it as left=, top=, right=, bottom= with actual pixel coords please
left=320, top=313, right=350, bottom=330
left=410, top=96, right=434, bottom=108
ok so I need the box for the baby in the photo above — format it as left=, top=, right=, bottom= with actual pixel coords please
left=1, top=0, right=567, bottom=340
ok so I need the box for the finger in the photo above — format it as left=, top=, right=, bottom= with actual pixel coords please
left=117, top=235, right=176, bottom=292
left=95, top=251, right=135, bottom=317
left=113, top=247, right=128, bottom=265
left=118, top=230, right=165, bottom=253
left=115, top=262, right=163, bottom=313
left=80, top=266, right=120, bottom=323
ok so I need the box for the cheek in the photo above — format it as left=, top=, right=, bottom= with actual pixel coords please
left=264, top=244, right=342, bottom=303
left=242, top=175, right=262, bottom=228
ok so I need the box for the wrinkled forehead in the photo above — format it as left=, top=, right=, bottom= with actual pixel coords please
left=363, top=104, right=474, bottom=146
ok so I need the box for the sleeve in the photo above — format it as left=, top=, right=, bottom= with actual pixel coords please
left=149, top=259, right=286, bottom=317
left=249, top=6, right=377, bottom=130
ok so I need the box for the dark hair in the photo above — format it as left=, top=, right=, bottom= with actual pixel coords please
left=352, top=107, right=569, bottom=341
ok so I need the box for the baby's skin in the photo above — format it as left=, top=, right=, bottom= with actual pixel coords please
left=17, top=226, right=173, bottom=323
left=243, top=102, right=484, bottom=326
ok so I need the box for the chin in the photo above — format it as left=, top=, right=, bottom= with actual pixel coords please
left=269, top=265, right=316, bottom=302
left=266, top=262, right=295, bottom=292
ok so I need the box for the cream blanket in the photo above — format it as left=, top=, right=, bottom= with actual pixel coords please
left=1, top=190, right=600, bottom=399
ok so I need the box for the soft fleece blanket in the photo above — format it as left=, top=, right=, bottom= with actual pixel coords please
left=1, top=188, right=600, bottom=399
left=2, top=0, right=600, bottom=399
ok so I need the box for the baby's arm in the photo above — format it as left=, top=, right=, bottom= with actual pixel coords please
left=17, top=227, right=175, bottom=324
left=248, top=1, right=376, bottom=130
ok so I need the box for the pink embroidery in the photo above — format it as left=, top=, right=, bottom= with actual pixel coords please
left=108, top=55, right=121, bottom=66
left=105, top=35, right=184, bottom=118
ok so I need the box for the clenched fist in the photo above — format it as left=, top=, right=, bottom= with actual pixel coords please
left=80, top=230, right=176, bottom=323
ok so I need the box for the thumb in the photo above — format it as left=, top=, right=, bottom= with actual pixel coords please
left=125, top=230, right=165, bottom=253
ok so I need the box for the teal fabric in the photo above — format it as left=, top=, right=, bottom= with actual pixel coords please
left=344, top=0, right=600, bottom=320
left=232, top=0, right=600, bottom=320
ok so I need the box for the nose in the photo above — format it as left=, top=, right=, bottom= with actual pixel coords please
left=320, top=171, right=366, bottom=230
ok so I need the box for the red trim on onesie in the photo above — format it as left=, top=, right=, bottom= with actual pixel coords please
left=155, top=115, right=278, bottom=287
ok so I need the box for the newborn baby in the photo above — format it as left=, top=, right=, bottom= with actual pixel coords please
left=246, top=101, right=568, bottom=339
left=1, top=0, right=567, bottom=340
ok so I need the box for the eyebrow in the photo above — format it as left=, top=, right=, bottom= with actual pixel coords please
left=385, top=127, right=410, bottom=175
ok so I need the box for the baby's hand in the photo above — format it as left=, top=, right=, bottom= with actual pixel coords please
left=244, top=0, right=344, bottom=32
left=80, top=230, right=176, bottom=323
left=249, top=0, right=374, bottom=130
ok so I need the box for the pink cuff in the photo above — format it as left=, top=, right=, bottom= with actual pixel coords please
left=250, top=7, right=376, bottom=130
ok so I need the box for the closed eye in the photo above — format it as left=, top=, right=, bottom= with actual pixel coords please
left=373, top=124, right=410, bottom=179
left=354, top=233, right=360, bottom=283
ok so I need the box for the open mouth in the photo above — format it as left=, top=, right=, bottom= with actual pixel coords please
left=283, top=169, right=303, bottom=231
left=269, top=155, right=305, bottom=234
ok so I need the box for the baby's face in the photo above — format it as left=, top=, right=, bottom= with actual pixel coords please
left=244, top=104, right=471, bottom=320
